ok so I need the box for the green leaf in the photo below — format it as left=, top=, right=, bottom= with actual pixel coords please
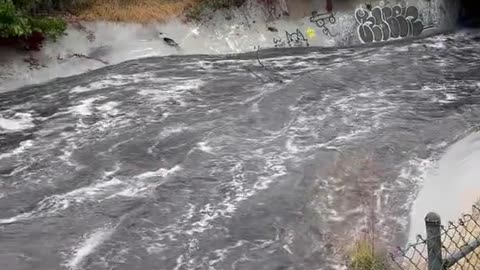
left=0, top=0, right=66, bottom=45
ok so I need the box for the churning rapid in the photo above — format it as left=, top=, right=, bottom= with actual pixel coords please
left=1, top=21, right=480, bottom=270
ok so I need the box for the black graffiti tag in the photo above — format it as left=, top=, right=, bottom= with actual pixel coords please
left=273, top=29, right=309, bottom=48
left=355, top=4, right=427, bottom=43
left=273, top=37, right=287, bottom=48
left=286, top=29, right=309, bottom=47
left=309, top=11, right=338, bottom=37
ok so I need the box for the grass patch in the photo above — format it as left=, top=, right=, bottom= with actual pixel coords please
left=72, top=0, right=247, bottom=23
left=74, top=0, right=200, bottom=23
left=349, top=238, right=391, bottom=270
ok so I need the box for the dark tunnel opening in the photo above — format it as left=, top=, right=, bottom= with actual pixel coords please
left=459, top=0, right=480, bottom=27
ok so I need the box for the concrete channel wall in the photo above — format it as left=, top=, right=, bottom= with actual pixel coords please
left=272, top=0, right=460, bottom=47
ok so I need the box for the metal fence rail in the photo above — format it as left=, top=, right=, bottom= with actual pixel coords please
left=391, top=205, right=480, bottom=270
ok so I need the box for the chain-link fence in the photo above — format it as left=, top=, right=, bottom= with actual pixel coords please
left=391, top=205, right=480, bottom=270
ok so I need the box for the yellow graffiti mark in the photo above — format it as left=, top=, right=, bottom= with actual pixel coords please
left=306, top=27, right=316, bottom=39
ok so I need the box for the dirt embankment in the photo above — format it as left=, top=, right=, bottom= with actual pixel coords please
left=71, top=0, right=254, bottom=23
left=73, top=0, right=201, bottom=23
left=67, top=0, right=362, bottom=23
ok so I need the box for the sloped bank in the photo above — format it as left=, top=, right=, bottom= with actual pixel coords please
left=0, top=0, right=461, bottom=92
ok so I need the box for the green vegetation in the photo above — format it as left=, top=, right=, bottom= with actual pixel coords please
left=29, top=16, right=66, bottom=40
left=0, top=0, right=251, bottom=49
left=0, top=0, right=67, bottom=49
left=349, top=238, right=391, bottom=270
left=0, top=0, right=251, bottom=46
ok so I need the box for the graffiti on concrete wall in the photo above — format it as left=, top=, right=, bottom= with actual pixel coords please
left=273, top=29, right=309, bottom=48
left=286, top=29, right=309, bottom=47
left=355, top=3, right=434, bottom=43
left=273, top=37, right=286, bottom=48
left=309, top=11, right=338, bottom=37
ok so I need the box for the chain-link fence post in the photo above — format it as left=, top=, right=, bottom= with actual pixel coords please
left=425, top=212, right=444, bottom=270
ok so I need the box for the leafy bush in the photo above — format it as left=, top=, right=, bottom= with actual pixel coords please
left=0, top=0, right=31, bottom=37
left=30, top=16, right=66, bottom=40
left=0, top=0, right=67, bottom=49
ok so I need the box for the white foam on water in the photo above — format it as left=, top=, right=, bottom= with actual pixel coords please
left=426, top=40, right=447, bottom=49
left=0, top=178, right=125, bottom=224
left=0, top=163, right=124, bottom=224
left=70, top=97, right=105, bottom=116
left=67, top=226, right=115, bottom=270
left=137, top=165, right=182, bottom=179
left=438, top=92, right=458, bottom=104
left=197, top=141, right=214, bottom=154
left=253, top=171, right=285, bottom=190
left=58, top=140, right=78, bottom=167
left=64, top=178, right=124, bottom=200
left=96, top=101, right=119, bottom=111
left=182, top=162, right=248, bottom=236
left=285, top=137, right=301, bottom=154
left=173, top=254, right=185, bottom=270
left=158, top=124, right=189, bottom=138
left=71, top=73, right=154, bottom=94
left=205, top=240, right=246, bottom=268
left=96, top=101, right=121, bottom=117
left=171, top=79, right=204, bottom=91
left=71, top=80, right=125, bottom=93
left=0, top=212, right=34, bottom=225
left=0, top=113, right=34, bottom=132
left=111, top=165, right=182, bottom=198
left=0, top=140, right=33, bottom=159
left=183, top=152, right=287, bottom=238
left=409, top=132, right=480, bottom=241
left=138, top=78, right=205, bottom=106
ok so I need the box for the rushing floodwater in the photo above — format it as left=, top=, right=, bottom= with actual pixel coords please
left=1, top=30, right=480, bottom=270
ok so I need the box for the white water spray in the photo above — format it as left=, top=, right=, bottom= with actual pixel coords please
left=409, top=131, right=480, bottom=240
